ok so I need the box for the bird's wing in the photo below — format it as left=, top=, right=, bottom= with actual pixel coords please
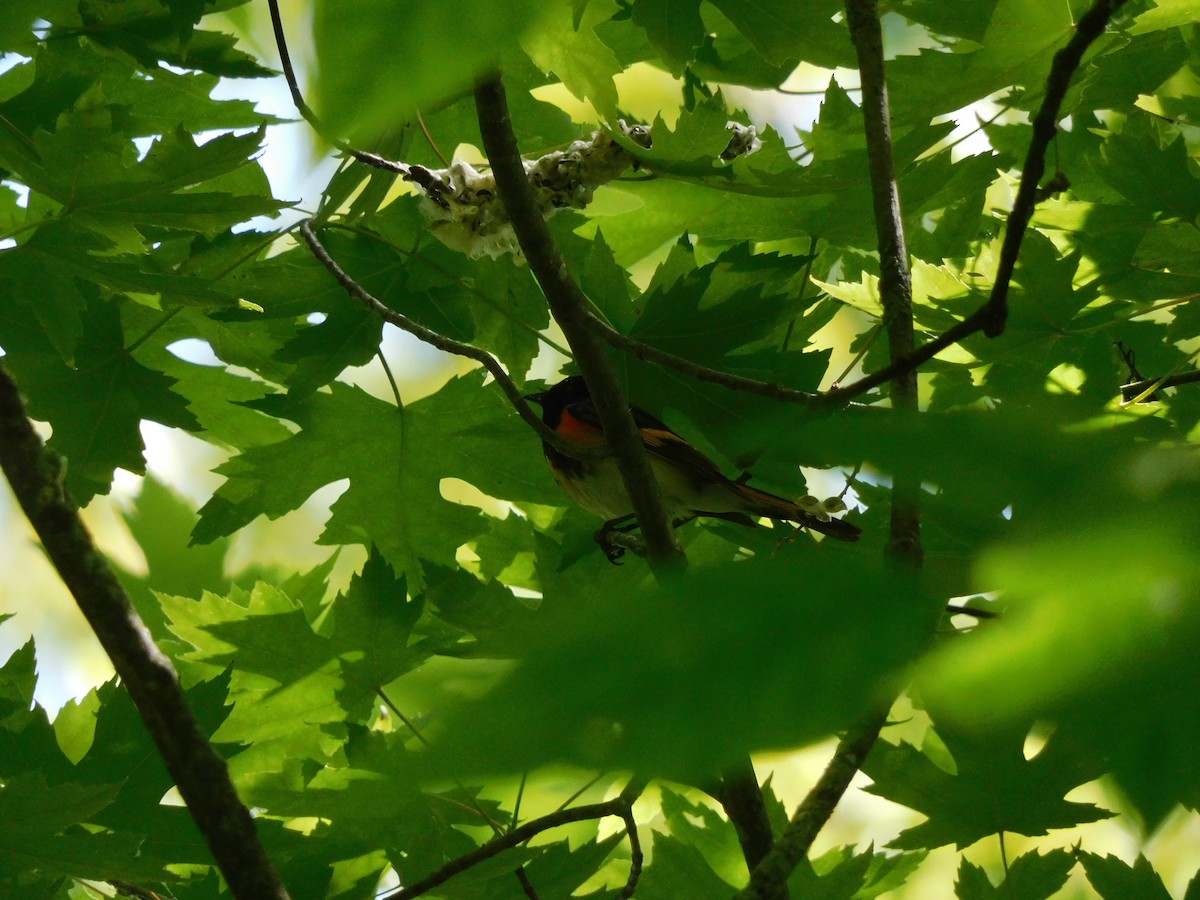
left=567, top=397, right=728, bottom=480
left=631, top=408, right=727, bottom=481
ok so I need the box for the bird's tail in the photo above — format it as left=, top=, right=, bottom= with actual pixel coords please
left=731, top=483, right=862, bottom=542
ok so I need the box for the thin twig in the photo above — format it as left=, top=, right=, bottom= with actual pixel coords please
left=584, top=312, right=818, bottom=404
left=781, top=236, right=820, bottom=353
left=616, top=802, right=645, bottom=900
left=324, top=221, right=572, bottom=358
left=828, top=323, right=881, bottom=389
left=0, top=364, right=289, bottom=900
left=474, top=74, right=684, bottom=569
left=382, top=780, right=646, bottom=900
left=267, top=0, right=409, bottom=175
left=515, top=868, right=541, bottom=900
left=945, top=603, right=1000, bottom=620
left=416, top=109, right=449, bottom=166
left=552, top=772, right=609, bottom=814
left=108, top=881, right=165, bottom=900
left=1121, top=367, right=1200, bottom=404
left=297, top=220, right=606, bottom=461
left=736, top=710, right=889, bottom=899
left=376, top=350, right=402, bottom=408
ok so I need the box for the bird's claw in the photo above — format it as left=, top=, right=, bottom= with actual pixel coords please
left=596, top=527, right=626, bottom=565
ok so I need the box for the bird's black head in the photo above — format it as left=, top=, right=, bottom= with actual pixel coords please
left=524, top=375, right=590, bottom=426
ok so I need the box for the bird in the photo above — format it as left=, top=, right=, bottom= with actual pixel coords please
left=524, top=375, right=861, bottom=561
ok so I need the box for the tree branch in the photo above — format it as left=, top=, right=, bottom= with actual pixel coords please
left=717, top=759, right=785, bottom=898
left=739, top=6, right=920, bottom=896
left=824, top=0, right=1130, bottom=403
left=583, top=311, right=818, bottom=404
left=297, top=220, right=605, bottom=462
left=474, top=73, right=684, bottom=569
left=981, top=0, right=1130, bottom=338
left=736, top=710, right=889, bottom=900
left=1121, top=368, right=1200, bottom=403
left=591, top=0, right=1122, bottom=412
left=383, top=780, right=645, bottom=900
left=0, top=364, right=289, bottom=900
left=845, top=0, right=922, bottom=564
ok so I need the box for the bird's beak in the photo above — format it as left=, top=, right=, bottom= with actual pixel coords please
left=524, top=390, right=546, bottom=405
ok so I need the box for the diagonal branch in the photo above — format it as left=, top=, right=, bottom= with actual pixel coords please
left=383, top=778, right=645, bottom=900
left=0, top=364, right=289, bottom=900
left=824, top=0, right=1130, bottom=403
left=584, top=0, right=1129, bottom=410
left=736, top=710, right=889, bottom=900
left=980, top=0, right=1130, bottom=337
left=297, top=220, right=606, bottom=461
left=474, top=73, right=684, bottom=569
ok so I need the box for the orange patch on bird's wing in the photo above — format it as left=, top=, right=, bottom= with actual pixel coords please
left=558, top=409, right=606, bottom=446
left=640, top=428, right=675, bottom=449
left=641, top=427, right=725, bottom=478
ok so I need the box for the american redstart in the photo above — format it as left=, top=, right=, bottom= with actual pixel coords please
left=525, top=376, right=861, bottom=560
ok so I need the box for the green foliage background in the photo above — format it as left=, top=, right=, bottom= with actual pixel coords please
left=2, top=0, right=1200, bottom=897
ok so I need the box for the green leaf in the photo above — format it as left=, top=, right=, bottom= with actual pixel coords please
left=74, top=674, right=232, bottom=829
left=0, top=0, right=77, bottom=54
left=0, top=300, right=198, bottom=502
left=917, top=443, right=1200, bottom=824
left=51, top=690, right=100, bottom=765
left=423, top=551, right=936, bottom=779
left=1079, top=853, right=1173, bottom=900
left=1098, top=123, right=1200, bottom=220
left=195, top=373, right=559, bottom=586
left=205, top=608, right=334, bottom=685
left=78, top=1, right=273, bottom=79
left=707, top=0, right=849, bottom=68
left=632, top=0, right=707, bottom=70
left=659, top=787, right=747, bottom=886
left=523, top=0, right=623, bottom=121
left=863, top=714, right=1110, bottom=850
left=313, top=0, right=551, bottom=137
left=955, top=850, right=1075, bottom=900
left=330, top=549, right=425, bottom=716
left=889, top=0, right=1077, bottom=118
left=787, top=846, right=871, bottom=899
left=497, top=834, right=624, bottom=898
left=0, top=639, right=38, bottom=724
left=423, top=564, right=541, bottom=656
left=1130, top=0, right=1200, bottom=34
left=118, top=477, right=233, bottom=619
left=637, top=834, right=737, bottom=899
left=1078, top=30, right=1190, bottom=112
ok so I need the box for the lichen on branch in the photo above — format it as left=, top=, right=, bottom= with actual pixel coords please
left=407, top=120, right=761, bottom=258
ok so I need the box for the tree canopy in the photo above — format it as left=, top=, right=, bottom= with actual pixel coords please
left=1, top=0, right=1199, bottom=898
